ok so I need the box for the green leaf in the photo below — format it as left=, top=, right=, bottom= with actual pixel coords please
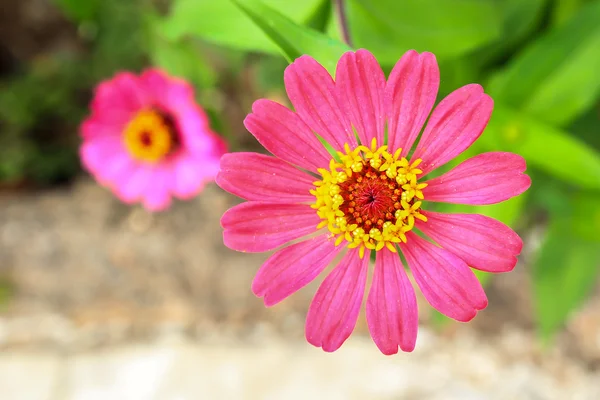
left=568, top=106, right=600, bottom=150
left=532, top=216, right=600, bottom=341
left=473, top=0, right=548, bottom=65
left=231, top=0, right=351, bottom=74
left=481, top=105, right=600, bottom=190
left=161, top=0, right=327, bottom=54
left=426, top=138, right=529, bottom=228
left=551, top=0, right=588, bottom=27
left=570, top=191, right=600, bottom=242
left=148, top=18, right=217, bottom=89
left=53, top=0, right=102, bottom=22
left=305, top=0, right=332, bottom=31
left=435, top=193, right=528, bottom=229
left=344, top=0, right=502, bottom=65
left=488, top=0, right=600, bottom=126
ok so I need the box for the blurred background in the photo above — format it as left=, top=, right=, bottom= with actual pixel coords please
left=0, top=0, right=599, bottom=399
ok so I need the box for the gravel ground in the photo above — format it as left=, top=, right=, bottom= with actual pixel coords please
left=0, top=179, right=599, bottom=399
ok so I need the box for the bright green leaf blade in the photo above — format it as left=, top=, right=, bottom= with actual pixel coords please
left=427, top=139, right=529, bottom=228
left=532, top=217, right=600, bottom=341
left=161, top=0, right=326, bottom=54
left=481, top=105, right=600, bottom=190
left=232, top=0, right=351, bottom=74
left=488, top=0, right=600, bottom=126
left=436, top=193, right=528, bottom=229
left=345, top=0, right=502, bottom=64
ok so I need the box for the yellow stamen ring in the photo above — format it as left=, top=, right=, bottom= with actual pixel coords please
left=311, top=138, right=427, bottom=258
left=124, top=109, right=178, bottom=162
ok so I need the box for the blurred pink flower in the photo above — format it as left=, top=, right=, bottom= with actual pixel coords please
left=80, top=69, right=226, bottom=211
left=217, top=50, right=531, bottom=354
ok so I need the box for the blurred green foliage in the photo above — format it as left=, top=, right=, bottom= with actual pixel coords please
left=1, top=0, right=599, bottom=341
left=0, top=0, right=147, bottom=184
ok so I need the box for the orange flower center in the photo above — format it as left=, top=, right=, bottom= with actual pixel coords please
left=124, top=109, right=178, bottom=162
left=311, top=139, right=428, bottom=258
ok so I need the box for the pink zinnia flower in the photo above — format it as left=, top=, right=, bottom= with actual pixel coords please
left=217, top=50, right=531, bottom=354
left=80, top=68, right=226, bottom=211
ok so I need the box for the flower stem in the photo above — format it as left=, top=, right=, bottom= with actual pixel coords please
left=334, top=0, right=353, bottom=47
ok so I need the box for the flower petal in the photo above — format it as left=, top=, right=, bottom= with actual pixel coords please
left=418, top=211, right=523, bottom=273
left=140, top=68, right=196, bottom=111
left=252, top=235, right=343, bottom=306
left=217, top=152, right=315, bottom=203
left=176, top=109, right=226, bottom=158
left=335, top=49, right=386, bottom=145
left=80, top=115, right=126, bottom=140
left=91, top=72, right=148, bottom=118
left=400, top=232, right=487, bottom=322
left=141, top=168, right=172, bottom=211
left=221, top=202, right=319, bottom=253
left=385, top=51, right=439, bottom=155
left=412, top=84, right=493, bottom=175
left=80, top=136, right=125, bottom=175
left=306, top=248, right=369, bottom=352
left=284, top=55, right=356, bottom=151
left=244, top=99, right=331, bottom=173
left=114, top=165, right=153, bottom=204
left=366, top=249, right=418, bottom=355
left=170, top=154, right=217, bottom=199
left=423, top=152, right=531, bottom=205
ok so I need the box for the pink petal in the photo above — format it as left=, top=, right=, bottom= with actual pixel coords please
left=140, top=68, right=195, bottom=111
left=91, top=72, right=148, bottom=117
left=335, top=49, right=386, bottom=145
left=412, top=84, right=494, bottom=175
left=385, top=51, right=439, bottom=155
left=141, top=168, right=172, bottom=212
left=306, top=248, right=369, bottom=352
left=138, top=69, right=227, bottom=159
left=80, top=136, right=124, bottom=174
left=244, top=99, right=331, bottom=173
left=417, top=211, right=523, bottom=273
left=114, top=165, right=153, bottom=204
left=400, top=232, right=488, bottom=322
left=175, top=109, right=225, bottom=157
left=423, top=152, right=531, bottom=205
left=252, top=235, right=343, bottom=306
left=217, top=152, right=315, bottom=203
left=171, top=154, right=217, bottom=199
left=366, top=249, right=418, bottom=355
left=80, top=115, right=127, bottom=140
left=284, top=55, right=356, bottom=151
left=80, top=138, right=137, bottom=188
left=221, top=202, right=320, bottom=253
